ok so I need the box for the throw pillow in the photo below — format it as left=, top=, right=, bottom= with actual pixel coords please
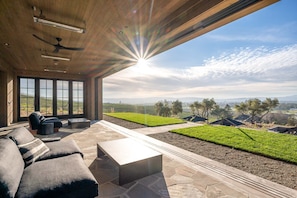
left=18, top=138, right=50, bottom=166
left=8, top=136, right=18, bottom=144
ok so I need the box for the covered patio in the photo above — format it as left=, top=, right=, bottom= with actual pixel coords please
left=2, top=120, right=295, bottom=197
left=3, top=0, right=295, bottom=197
left=0, top=0, right=279, bottom=127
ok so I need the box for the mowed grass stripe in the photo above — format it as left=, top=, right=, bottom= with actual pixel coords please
left=105, top=112, right=185, bottom=127
left=171, top=125, right=297, bottom=164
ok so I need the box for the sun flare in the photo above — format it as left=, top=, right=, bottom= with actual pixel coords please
left=137, top=58, right=148, bottom=67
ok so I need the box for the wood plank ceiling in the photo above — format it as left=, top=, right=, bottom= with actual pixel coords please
left=0, top=0, right=278, bottom=79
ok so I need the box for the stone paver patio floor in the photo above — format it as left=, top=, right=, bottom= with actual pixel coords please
left=2, top=120, right=296, bottom=197
left=60, top=120, right=297, bottom=198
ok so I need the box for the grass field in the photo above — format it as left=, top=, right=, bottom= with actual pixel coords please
left=171, top=125, right=297, bottom=164
left=105, top=112, right=185, bottom=127
left=105, top=112, right=297, bottom=164
left=103, top=103, right=156, bottom=115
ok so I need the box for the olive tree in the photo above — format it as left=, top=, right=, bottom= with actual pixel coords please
left=154, top=100, right=172, bottom=117
left=172, top=100, right=183, bottom=115
left=154, top=101, right=163, bottom=116
left=235, top=98, right=279, bottom=123
left=212, top=104, right=233, bottom=119
left=190, top=98, right=216, bottom=121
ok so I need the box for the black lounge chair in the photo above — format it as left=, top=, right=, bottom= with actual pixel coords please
left=29, top=112, right=62, bottom=134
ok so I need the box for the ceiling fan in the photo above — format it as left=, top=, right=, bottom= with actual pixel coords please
left=33, top=34, right=84, bottom=53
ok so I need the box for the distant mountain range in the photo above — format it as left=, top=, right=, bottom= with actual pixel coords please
left=103, top=95, right=297, bottom=105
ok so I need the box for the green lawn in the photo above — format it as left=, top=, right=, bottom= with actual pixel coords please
left=171, top=125, right=297, bottom=164
left=105, top=112, right=185, bottom=127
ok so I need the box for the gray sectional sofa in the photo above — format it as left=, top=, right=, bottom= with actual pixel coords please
left=0, top=127, right=98, bottom=198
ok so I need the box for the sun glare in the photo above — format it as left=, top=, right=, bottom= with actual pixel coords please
left=130, top=57, right=153, bottom=75
left=137, top=58, right=148, bottom=67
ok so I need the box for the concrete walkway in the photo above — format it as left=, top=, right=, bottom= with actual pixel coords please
left=133, top=122, right=200, bottom=135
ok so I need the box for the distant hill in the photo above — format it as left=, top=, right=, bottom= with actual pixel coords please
left=216, top=95, right=297, bottom=103
left=103, top=95, right=297, bottom=105
left=278, top=95, right=297, bottom=102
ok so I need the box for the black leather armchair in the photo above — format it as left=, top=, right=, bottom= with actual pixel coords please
left=29, top=112, right=62, bottom=134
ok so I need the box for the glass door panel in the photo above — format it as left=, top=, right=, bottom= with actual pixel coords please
left=19, top=78, right=35, bottom=117
left=40, top=79, right=53, bottom=116
left=57, top=80, right=69, bottom=115
left=72, top=81, right=84, bottom=114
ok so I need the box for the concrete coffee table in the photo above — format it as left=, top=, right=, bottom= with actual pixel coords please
left=68, top=118, right=90, bottom=129
left=97, top=138, right=162, bottom=185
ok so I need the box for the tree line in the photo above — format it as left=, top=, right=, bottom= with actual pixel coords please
left=154, top=98, right=292, bottom=125
left=234, top=98, right=279, bottom=123
left=104, top=97, right=296, bottom=126
left=154, top=100, right=183, bottom=117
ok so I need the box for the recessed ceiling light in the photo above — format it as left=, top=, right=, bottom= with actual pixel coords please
left=44, top=68, right=66, bottom=73
left=33, top=16, right=85, bottom=33
left=41, top=54, right=70, bottom=61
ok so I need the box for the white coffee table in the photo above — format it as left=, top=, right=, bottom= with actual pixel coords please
left=97, top=138, right=162, bottom=185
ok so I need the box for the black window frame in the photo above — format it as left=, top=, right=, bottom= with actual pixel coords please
left=18, top=77, right=85, bottom=121
left=72, top=81, right=85, bottom=115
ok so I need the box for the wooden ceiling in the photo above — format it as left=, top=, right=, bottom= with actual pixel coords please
left=0, top=0, right=278, bottom=79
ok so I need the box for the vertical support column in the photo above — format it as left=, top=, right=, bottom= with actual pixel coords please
left=0, top=71, right=8, bottom=127
left=95, top=77, right=103, bottom=120
left=0, top=71, right=14, bottom=127
left=7, top=72, right=13, bottom=125
left=85, top=76, right=103, bottom=121
left=85, top=77, right=95, bottom=120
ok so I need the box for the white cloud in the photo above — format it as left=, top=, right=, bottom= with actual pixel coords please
left=103, top=44, right=297, bottom=99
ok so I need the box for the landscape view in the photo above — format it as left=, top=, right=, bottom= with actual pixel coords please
left=17, top=0, right=297, bottom=191
left=101, top=94, right=297, bottom=189
left=103, top=0, right=297, bottom=129
left=103, top=96, right=297, bottom=126
left=103, top=1, right=296, bottom=110
left=4, top=0, right=297, bottom=197
left=101, top=0, right=297, bottom=190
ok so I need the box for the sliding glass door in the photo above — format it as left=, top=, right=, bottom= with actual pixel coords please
left=19, top=78, right=35, bottom=117
left=57, top=80, right=69, bottom=115
left=72, top=81, right=84, bottom=114
left=40, top=79, right=53, bottom=116
left=18, top=77, right=84, bottom=120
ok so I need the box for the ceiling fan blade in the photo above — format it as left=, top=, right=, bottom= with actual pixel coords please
left=33, top=34, right=84, bottom=52
left=53, top=47, right=60, bottom=53
left=32, top=34, right=54, bottom=46
left=62, top=46, right=84, bottom=51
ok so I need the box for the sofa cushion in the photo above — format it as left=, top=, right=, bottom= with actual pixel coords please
left=0, top=139, right=24, bottom=198
left=7, top=127, right=35, bottom=145
left=16, top=154, right=98, bottom=198
left=38, top=139, right=83, bottom=161
left=18, top=138, right=50, bottom=166
left=42, top=118, right=63, bottom=128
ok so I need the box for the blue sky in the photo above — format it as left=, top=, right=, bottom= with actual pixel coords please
left=104, top=0, right=297, bottom=101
